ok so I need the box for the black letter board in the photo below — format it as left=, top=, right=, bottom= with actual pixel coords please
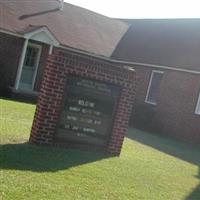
left=55, top=75, right=120, bottom=147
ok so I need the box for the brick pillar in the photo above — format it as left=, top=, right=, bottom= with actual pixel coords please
left=30, top=53, right=65, bottom=145
left=30, top=49, right=137, bottom=156
left=107, top=87, right=136, bottom=155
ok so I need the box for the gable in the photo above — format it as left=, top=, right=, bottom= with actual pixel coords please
left=31, top=32, right=53, bottom=44
left=22, top=27, right=59, bottom=46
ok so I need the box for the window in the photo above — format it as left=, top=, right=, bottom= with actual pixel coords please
left=195, top=91, right=200, bottom=115
left=18, top=43, right=41, bottom=91
left=24, top=46, right=38, bottom=67
left=145, top=70, right=164, bottom=105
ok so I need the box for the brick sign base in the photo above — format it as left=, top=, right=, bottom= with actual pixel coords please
left=29, top=49, right=136, bottom=155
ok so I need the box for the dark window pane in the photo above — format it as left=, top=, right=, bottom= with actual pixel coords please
left=147, top=72, right=163, bottom=104
left=196, top=93, right=200, bottom=114
left=24, top=46, right=38, bottom=67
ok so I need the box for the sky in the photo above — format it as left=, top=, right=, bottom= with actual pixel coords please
left=65, top=0, right=200, bottom=19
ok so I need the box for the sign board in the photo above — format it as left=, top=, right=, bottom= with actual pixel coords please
left=55, top=75, right=120, bottom=146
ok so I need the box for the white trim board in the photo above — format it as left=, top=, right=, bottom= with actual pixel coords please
left=0, top=28, right=23, bottom=38
left=195, top=91, right=200, bottom=115
left=14, top=42, right=42, bottom=91
left=23, top=27, right=59, bottom=46
left=121, top=61, right=200, bottom=75
left=58, top=45, right=200, bottom=75
left=14, top=38, right=29, bottom=90
left=145, top=70, right=164, bottom=105
left=29, top=43, right=42, bottom=91
left=1, top=28, right=200, bottom=75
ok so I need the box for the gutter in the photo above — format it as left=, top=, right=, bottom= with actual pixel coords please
left=58, top=44, right=200, bottom=75
left=1, top=28, right=200, bottom=75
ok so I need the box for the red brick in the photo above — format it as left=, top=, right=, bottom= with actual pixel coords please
left=30, top=48, right=137, bottom=155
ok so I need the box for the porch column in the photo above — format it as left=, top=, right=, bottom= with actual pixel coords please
left=14, top=38, right=29, bottom=90
left=49, top=45, right=54, bottom=55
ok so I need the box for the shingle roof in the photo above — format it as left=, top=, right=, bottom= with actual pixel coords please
left=0, top=0, right=129, bottom=57
left=112, top=19, right=200, bottom=71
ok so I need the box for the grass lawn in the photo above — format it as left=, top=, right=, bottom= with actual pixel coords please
left=0, top=98, right=200, bottom=200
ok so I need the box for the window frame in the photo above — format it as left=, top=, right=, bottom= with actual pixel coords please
left=145, top=70, right=164, bottom=105
left=18, top=42, right=42, bottom=91
left=195, top=91, right=200, bottom=115
left=25, top=46, right=38, bottom=67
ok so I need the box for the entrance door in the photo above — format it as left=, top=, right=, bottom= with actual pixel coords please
left=18, top=43, right=41, bottom=91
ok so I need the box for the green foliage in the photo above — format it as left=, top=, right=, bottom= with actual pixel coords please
left=0, top=99, right=200, bottom=200
left=0, top=99, right=35, bottom=143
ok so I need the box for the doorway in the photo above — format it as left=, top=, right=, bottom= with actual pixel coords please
left=18, top=43, right=41, bottom=91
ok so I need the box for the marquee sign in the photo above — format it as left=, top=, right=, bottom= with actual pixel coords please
left=55, top=76, right=120, bottom=147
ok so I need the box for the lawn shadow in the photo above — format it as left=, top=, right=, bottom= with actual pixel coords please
left=126, top=128, right=200, bottom=165
left=0, top=143, right=111, bottom=172
left=0, top=96, right=37, bottom=105
left=126, top=128, right=200, bottom=200
left=185, top=168, right=200, bottom=200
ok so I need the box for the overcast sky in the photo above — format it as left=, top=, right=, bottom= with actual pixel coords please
left=65, top=0, right=200, bottom=19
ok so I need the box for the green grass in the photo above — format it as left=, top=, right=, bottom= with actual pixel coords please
left=0, top=98, right=35, bottom=144
left=0, top=98, right=200, bottom=200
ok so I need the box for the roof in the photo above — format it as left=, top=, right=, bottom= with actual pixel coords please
left=112, top=19, right=200, bottom=71
left=0, top=0, right=129, bottom=57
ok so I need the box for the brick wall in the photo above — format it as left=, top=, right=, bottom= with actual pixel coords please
left=30, top=48, right=137, bottom=155
left=131, top=65, right=200, bottom=144
left=0, top=32, right=50, bottom=94
left=0, top=32, right=24, bottom=92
